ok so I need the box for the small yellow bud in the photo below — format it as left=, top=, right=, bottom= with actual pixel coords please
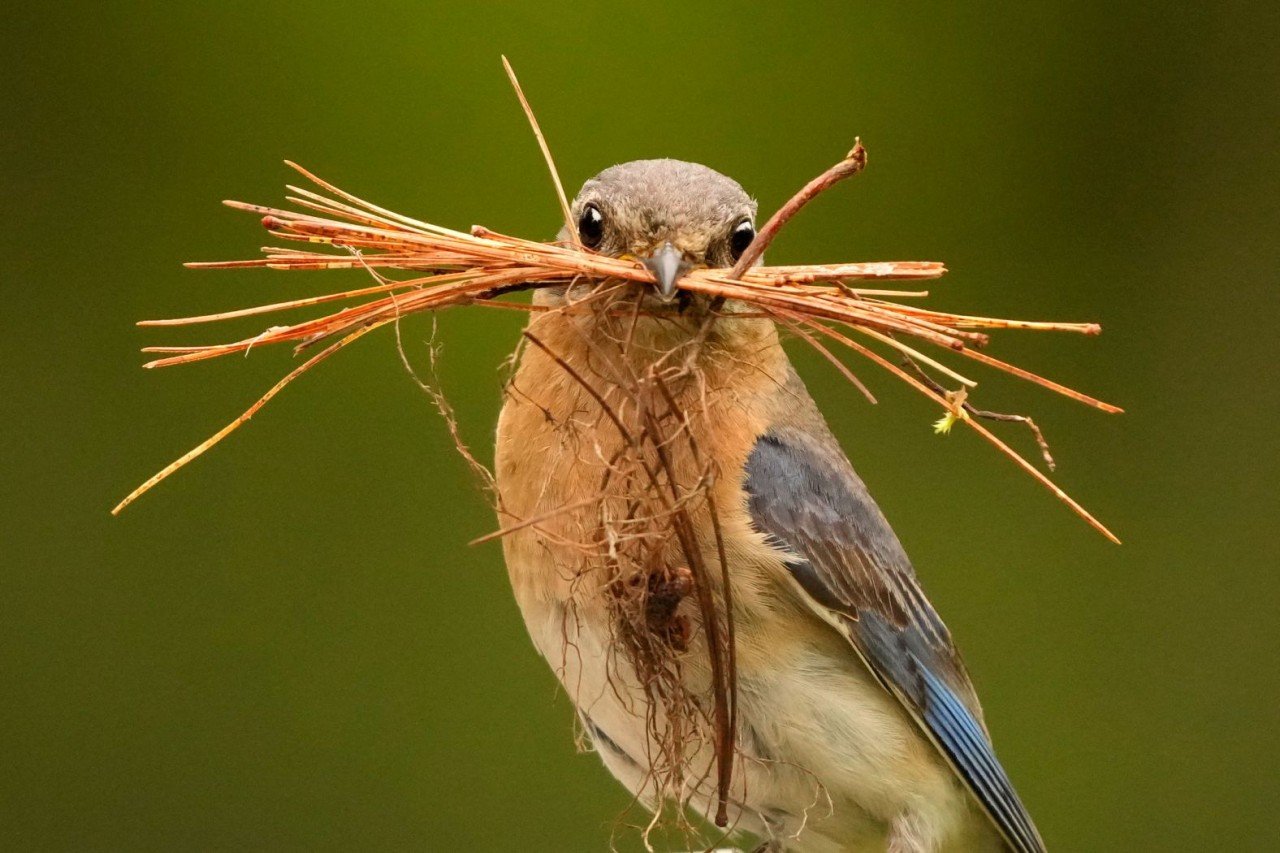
left=932, top=388, right=969, bottom=436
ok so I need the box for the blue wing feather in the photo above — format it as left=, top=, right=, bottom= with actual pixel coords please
left=745, top=426, right=1046, bottom=853
left=918, top=666, right=1044, bottom=853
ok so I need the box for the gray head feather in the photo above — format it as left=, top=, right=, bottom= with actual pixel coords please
left=568, top=159, right=757, bottom=268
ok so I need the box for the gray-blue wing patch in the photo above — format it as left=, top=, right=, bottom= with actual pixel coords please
left=744, top=427, right=1046, bottom=853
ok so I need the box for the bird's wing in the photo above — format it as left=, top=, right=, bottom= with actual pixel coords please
left=743, top=423, right=1046, bottom=853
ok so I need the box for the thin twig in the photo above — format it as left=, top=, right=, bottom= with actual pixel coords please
left=394, top=317, right=497, bottom=492
left=775, top=312, right=877, bottom=404
left=899, top=354, right=1056, bottom=471
left=650, top=370, right=739, bottom=828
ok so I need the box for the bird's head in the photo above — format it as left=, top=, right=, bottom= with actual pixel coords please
left=559, top=159, right=758, bottom=304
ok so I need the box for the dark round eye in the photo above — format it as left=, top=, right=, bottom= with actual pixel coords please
left=577, top=203, right=604, bottom=249
left=729, top=219, right=755, bottom=261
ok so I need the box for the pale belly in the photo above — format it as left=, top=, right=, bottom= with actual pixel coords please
left=500, top=540, right=991, bottom=851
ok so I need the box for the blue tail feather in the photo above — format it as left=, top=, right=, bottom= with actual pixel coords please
left=919, top=667, right=1045, bottom=853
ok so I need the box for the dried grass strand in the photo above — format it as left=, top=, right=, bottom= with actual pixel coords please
left=501, top=56, right=576, bottom=246
left=111, top=323, right=379, bottom=516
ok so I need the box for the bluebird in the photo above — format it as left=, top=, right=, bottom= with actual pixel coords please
left=494, top=159, right=1045, bottom=852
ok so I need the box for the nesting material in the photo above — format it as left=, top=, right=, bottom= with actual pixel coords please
left=113, top=154, right=1119, bottom=538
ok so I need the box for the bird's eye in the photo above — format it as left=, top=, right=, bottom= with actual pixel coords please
left=578, top=203, right=604, bottom=249
left=729, top=219, right=755, bottom=262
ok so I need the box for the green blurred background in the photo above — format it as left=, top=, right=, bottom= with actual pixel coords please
left=3, top=3, right=1277, bottom=850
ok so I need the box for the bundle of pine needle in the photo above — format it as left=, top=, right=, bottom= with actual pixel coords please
left=112, top=68, right=1121, bottom=546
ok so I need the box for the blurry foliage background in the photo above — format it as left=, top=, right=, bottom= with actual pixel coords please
left=3, top=2, right=1278, bottom=850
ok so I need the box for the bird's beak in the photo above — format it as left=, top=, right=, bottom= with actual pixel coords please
left=640, top=242, right=690, bottom=302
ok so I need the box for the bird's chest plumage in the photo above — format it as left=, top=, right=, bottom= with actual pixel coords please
left=494, top=310, right=784, bottom=663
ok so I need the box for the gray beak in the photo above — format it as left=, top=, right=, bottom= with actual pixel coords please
left=640, top=242, right=690, bottom=302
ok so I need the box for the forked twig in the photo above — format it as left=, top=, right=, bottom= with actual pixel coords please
left=900, top=353, right=1056, bottom=471
left=730, top=140, right=867, bottom=278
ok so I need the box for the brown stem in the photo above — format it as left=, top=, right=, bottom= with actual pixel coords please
left=729, top=140, right=868, bottom=279
left=638, top=400, right=733, bottom=827
left=650, top=372, right=738, bottom=827
left=692, top=141, right=871, bottom=359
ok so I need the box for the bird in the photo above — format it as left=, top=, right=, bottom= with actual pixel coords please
left=493, top=158, right=1046, bottom=853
